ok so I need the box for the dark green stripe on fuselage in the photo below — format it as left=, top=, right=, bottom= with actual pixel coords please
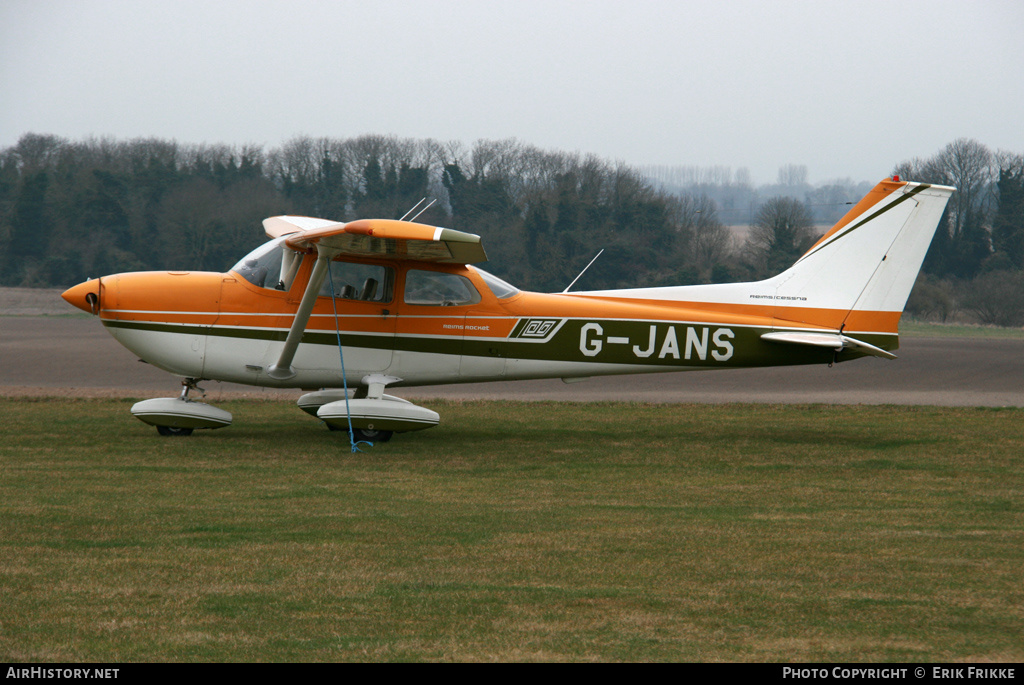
left=104, top=317, right=895, bottom=370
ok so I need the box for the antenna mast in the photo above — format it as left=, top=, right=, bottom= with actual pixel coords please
left=562, top=249, right=604, bottom=293
left=398, top=198, right=437, bottom=223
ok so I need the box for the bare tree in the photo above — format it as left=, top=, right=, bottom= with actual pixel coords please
left=676, top=193, right=730, bottom=281
left=777, top=164, right=808, bottom=187
left=894, top=138, right=996, bottom=277
left=966, top=270, right=1024, bottom=327
left=744, top=197, right=815, bottom=276
left=940, top=139, right=996, bottom=243
left=10, top=133, right=67, bottom=172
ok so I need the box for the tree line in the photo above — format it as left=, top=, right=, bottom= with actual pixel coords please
left=0, top=133, right=729, bottom=293
left=1, top=134, right=1021, bottom=325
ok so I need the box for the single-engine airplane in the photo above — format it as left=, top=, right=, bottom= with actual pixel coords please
left=62, top=176, right=954, bottom=444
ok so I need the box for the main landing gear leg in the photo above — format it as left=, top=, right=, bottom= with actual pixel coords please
left=179, top=377, right=204, bottom=401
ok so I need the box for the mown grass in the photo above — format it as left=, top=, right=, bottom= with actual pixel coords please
left=1, top=398, right=1022, bottom=662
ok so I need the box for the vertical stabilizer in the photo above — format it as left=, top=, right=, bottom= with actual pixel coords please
left=574, top=177, right=954, bottom=341
left=770, top=178, right=954, bottom=333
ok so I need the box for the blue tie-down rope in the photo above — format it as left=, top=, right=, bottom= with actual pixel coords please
left=327, top=267, right=372, bottom=452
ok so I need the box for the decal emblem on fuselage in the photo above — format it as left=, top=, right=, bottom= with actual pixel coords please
left=510, top=318, right=566, bottom=342
left=522, top=320, right=556, bottom=337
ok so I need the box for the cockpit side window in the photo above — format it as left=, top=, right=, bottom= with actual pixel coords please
left=404, top=269, right=481, bottom=306
left=319, top=260, right=394, bottom=303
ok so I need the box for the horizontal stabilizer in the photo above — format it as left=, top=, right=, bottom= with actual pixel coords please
left=761, top=331, right=897, bottom=360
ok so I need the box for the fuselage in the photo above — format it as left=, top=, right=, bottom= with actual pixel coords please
left=62, top=247, right=875, bottom=391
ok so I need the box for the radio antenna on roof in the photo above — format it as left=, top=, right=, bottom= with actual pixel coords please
left=399, top=198, right=436, bottom=223
left=562, top=249, right=605, bottom=293
left=398, top=198, right=426, bottom=221
left=409, top=198, right=436, bottom=223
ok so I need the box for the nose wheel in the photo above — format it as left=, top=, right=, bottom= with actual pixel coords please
left=156, top=425, right=194, bottom=437
left=130, top=378, right=233, bottom=436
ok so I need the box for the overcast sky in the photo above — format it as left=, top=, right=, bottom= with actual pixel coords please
left=2, top=0, right=1022, bottom=185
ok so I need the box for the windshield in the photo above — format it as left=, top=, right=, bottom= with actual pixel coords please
left=472, top=267, right=520, bottom=299
left=231, top=238, right=288, bottom=290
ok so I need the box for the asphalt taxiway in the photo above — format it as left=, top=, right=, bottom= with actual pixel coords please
left=3, top=316, right=1022, bottom=406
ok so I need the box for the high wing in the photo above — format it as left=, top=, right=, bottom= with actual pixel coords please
left=263, top=215, right=339, bottom=238
left=262, top=216, right=488, bottom=265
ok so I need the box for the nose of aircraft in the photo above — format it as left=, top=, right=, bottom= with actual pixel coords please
left=62, top=278, right=102, bottom=315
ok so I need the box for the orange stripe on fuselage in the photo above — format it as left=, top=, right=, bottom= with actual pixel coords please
left=99, top=268, right=901, bottom=339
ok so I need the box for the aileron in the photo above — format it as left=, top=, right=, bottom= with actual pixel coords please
left=278, top=217, right=487, bottom=264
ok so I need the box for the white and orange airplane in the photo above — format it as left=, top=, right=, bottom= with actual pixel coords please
left=62, top=176, right=953, bottom=445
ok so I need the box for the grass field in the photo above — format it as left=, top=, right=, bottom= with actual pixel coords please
left=1, top=398, right=1022, bottom=662
left=899, top=320, right=1024, bottom=340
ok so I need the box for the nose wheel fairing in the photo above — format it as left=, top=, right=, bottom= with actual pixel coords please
left=130, top=397, right=233, bottom=432
left=130, top=378, right=233, bottom=435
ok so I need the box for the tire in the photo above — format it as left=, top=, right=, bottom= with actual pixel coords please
left=352, top=428, right=393, bottom=443
left=156, top=425, right=194, bottom=437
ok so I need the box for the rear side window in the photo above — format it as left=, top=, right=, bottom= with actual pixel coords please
left=319, top=260, right=394, bottom=303
left=404, top=270, right=481, bottom=306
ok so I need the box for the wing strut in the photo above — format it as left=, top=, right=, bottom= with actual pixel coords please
left=268, top=246, right=340, bottom=380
